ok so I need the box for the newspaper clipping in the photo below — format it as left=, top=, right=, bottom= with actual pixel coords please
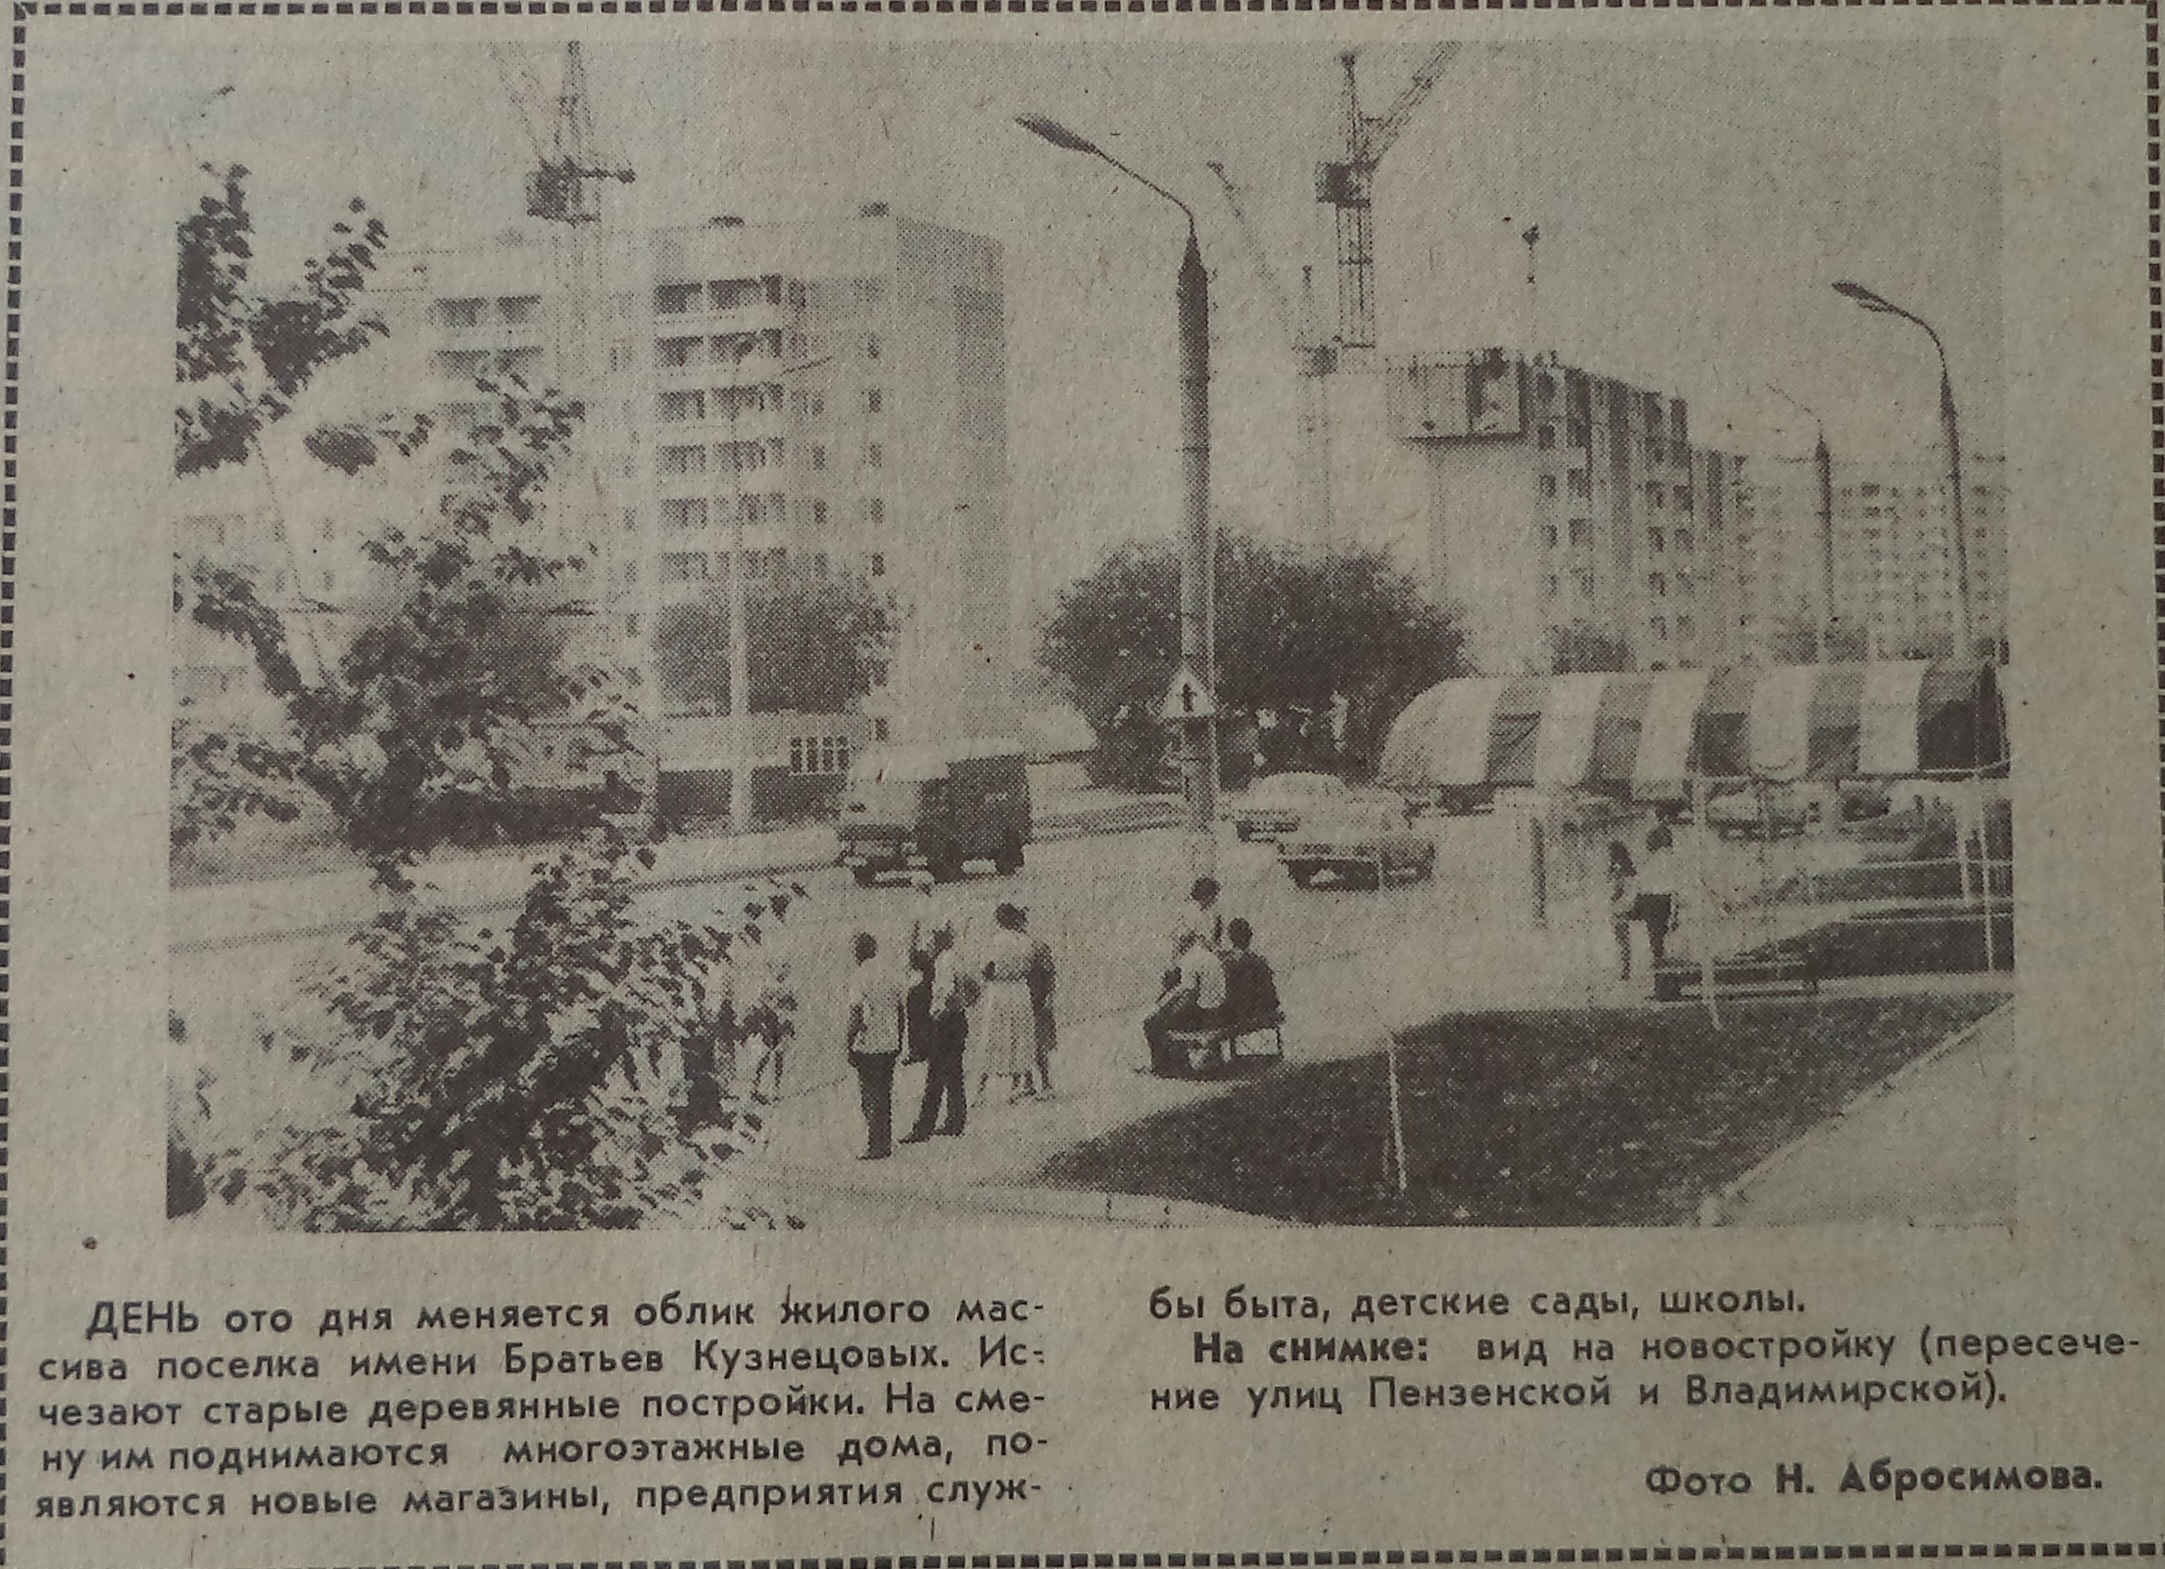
left=13, top=9, right=2162, bottom=1566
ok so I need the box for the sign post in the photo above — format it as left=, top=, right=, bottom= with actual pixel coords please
left=1160, top=664, right=1220, bottom=876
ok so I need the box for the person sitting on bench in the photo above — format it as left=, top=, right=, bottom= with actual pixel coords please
left=1143, top=929, right=1225, bottom=1078
left=1220, top=918, right=1279, bottom=1027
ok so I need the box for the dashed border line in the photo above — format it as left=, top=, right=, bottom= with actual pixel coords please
left=5, top=0, right=2157, bottom=1563
left=170, top=1548, right=2165, bottom=1569
left=0, top=1, right=2156, bottom=15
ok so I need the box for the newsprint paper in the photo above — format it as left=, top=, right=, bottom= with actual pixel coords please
left=9, top=4, right=2161, bottom=1564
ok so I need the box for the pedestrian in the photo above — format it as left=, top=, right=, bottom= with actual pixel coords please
left=901, top=922, right=970, bottom=1142
left=1175, top=876, right=1227, bottom=956
left=900, top=870, right=940, bottom=1066
left=1220, top=917, right=1279, bottom=1024
left=843, top=932, right=907, bottom=1160
left=976, top=903, right=1037, bottom=1104
left=1143, top=929, right=1226, bottom=1078
left=1023, top=909, right=1057, bottom=1101
left=1635, top=825, right=1678, bottom=971
left=1606, top=840, right=1639, bottom=980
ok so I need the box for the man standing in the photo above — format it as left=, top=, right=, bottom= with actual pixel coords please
left=844, top=932, right=907, bottom=1161
left=902, top=922, right=970, bottom=1141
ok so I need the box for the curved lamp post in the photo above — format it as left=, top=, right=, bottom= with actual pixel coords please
left=1018, top=113, right=1218, bottom=872
left=1832, top=280, right=1972, bottom=662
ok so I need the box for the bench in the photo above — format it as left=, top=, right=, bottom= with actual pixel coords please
left=1163, top=1010, right=1287, bottom=1073
left=1652, top=956, right=1820, bottom=1003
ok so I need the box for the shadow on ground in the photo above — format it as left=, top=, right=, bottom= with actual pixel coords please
left=1034, top=992, right=2010, bottom=1226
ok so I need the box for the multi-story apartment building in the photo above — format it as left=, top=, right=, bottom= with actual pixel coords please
left=1735, top=452, right=2007, bottom=660
left=175, top=203, right=1015, bottom=824
left=1323, top=349, right=1743, bottom=676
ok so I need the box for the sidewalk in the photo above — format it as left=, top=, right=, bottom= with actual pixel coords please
left=734, top=883, right=2017, bottom=1228
left=1714, top=991, right=2016, bottom=1227
left=731, top=894, right=1634, bottom=1222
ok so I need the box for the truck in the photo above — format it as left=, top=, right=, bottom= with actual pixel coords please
left=837, top=739, right=1032, bottom=885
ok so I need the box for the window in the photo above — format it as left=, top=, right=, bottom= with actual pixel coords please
left=1574, top=568, right=1595, bottom=598
left=1649, top=572, right=1668, bottom=596
left=659, top=336, right=702, bottom=367
left=435, top=348, right=489, bottom=379
left=813, top=500, right=829, bottom=529
left=627, top=614, right=641, bottom=637
left=1568, top=419, right=1591, bottom=449
left=812, top=446, right=827, bottom=470
left=870, top=551, right=886, bottom=577
left=1568, top=469, right=1591, bottom=498
left=1538, top=424, right=1556, bottom=450
left=865, top=388, right=884, bottom=415
left=1674, top=486, right=1693, bottom=512
left=1651, top=616, right=1669, bottom=640
left=662, top=552, right=709, bottom=583
left=1675, top=528, right=1693, bottom=554
left=1646, top=482, right=1665, bottom=508
left=865, top=498, right=885, bottom=527
left=498, top=295, right=541, bottom=325
left=433, top=297, right=486, bottom=329
left=1650, top=529, right=1665, bottom=553
left=661, top=444, right=706, bottom=476
left=1568, top=518, right=1591, bottom=547
left=1539, top=473, right=1558, bottom=498
left=660, top=390, right=705, bottom=422
left=865, top=332, right=882, bottom=360
left=790, top=736, right=852, bottom=777
left=1537, top=372, right=1557, bottom=404
left=866, top=443, right=884, bottom=469
left=655, top=283, right=703, bottom=315
left=1542, top=524, right=1558, bottom=549
left=661, top=498, right=709, bottom=530
left=1545, top=574, right=1560, bottom=597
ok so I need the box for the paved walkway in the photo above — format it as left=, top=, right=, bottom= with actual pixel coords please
left=732, top=883, right=2018, bottom=1228
left=1715, top=991, right=2016, bottom=1227
left=731, top=885, right=1668, bottom=1222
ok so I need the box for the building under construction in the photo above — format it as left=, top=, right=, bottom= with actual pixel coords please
left=1321, top=349, right=1748, bottom=677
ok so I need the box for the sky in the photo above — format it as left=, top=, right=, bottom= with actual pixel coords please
left=161, top=36, right=2001, bottom=619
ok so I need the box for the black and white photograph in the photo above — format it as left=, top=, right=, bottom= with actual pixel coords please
left=163, top=36, right=2014, bottom=1234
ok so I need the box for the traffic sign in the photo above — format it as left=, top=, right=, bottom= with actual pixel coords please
left=1159, top=665, right=1218, bottom=722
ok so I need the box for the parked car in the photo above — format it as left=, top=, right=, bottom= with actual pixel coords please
left=1229, top=771, right=1349, bottom=841
left=1280, top=799, right=1438, bottom=889
left=838, top=739, right=1031, bottom=884
left=1705, top=783, right=1833, bottom=841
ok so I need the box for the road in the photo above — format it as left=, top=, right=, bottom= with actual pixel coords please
left=168, top=813, right=1572, bottom=1171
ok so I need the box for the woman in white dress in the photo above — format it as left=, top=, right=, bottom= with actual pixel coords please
left=975, top=903, right=1039, bottom=1104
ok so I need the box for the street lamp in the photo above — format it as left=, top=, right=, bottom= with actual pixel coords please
left=1018, top=112, right=1218, bottom=874
left=1831, top=279, right=1973, bottom=662
left=1766, top=383, right=1835, bottom=663
left=719, top=351, right=833, bottom=831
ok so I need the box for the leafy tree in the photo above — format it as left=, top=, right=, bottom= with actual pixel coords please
left=1548, top=622, right=1631, bottom=674
left=654, top=560, right=894, bottom=715
left=172, top=375, right=623, bottom=886
left=243, top=827, right=804, bottom=1230
left=1040, top=533, right=1467, bottom=781
left=177, top=163, right=415, bottom=479
left=168, top=167, right=801, bottom=1231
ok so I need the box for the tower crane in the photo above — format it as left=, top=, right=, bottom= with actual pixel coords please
left=1208, top=161, right=1337, bottom=553
left=1315, top=43, right=1458, bottom=363
left=489, top=44, right=654, bottom=797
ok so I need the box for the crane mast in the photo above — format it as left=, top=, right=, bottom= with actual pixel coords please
left=1315, top=43, right=1457, bottom=364
left=1209, top=161, right=1336, bottom=553
left=493, top=43, right=650, bottom=799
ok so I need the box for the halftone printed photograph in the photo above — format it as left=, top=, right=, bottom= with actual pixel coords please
left=159, top=38, right=2013, bottom=1235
